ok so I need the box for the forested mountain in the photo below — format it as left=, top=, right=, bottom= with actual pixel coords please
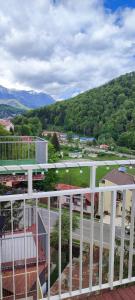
left=15, top=72, right=135, bottom=148
left=0, top=99, right=28, bottom=110
left=0, top=85, right=55, bottom=109
left=0, top=104, right=25, bottom=118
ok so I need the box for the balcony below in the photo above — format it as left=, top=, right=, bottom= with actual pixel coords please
left=0, top=135, right=48, bottom=166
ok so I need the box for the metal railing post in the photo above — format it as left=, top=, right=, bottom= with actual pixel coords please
left=109, top=191, right=116, bottom=290
left=128, top=190, right=135, bottom=280
left=90, top=165, right=96, bottom=189
left=28, top=169, right=33, bottom=196
left=48, top=197, right=51, bottom=300
left=119, top=190, right=126, bottom=282
left=59, top=196, right=62, bottom=298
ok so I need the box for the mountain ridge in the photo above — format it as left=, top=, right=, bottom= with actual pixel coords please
left=0, top=85, right=55, bottom=109
left=21, top=71, right=135, bottom=149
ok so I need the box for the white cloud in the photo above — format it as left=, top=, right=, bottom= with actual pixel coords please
left=0, top=0, right=134, bottom=99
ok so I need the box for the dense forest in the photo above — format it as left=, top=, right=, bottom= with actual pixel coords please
left=14, top=72, right=135, bottom=149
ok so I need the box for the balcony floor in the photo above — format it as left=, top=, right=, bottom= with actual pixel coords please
left=0, top=159, right=35, bottom=166
left=69, top=285, right=135, bottom=300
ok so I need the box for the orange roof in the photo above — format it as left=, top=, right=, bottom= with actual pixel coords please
left=56, top=183, right=80, bottom=190
left=2, top=264, right=45, bottom=295
left=0, top=119, right=13, bottom=126
left=56, top=183, right=99, bottom=204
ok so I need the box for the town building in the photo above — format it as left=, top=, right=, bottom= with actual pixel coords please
left=99, top=168, right=134, bottom=216
left=99, top=144, right=109, bottom=150
left=42, top=130, right=67, bottom=143
left=56, top=183, right=99, bottom=214
left=0, top=119, right=14, bottom=132
left=68, top=151, right=82, bottom=159
left=79, top=137, right=95, bottom=143
left=42, top=130, right=61, bottom=138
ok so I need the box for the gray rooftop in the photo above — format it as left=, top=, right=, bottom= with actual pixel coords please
left=1, top=232, right=36, bottom=263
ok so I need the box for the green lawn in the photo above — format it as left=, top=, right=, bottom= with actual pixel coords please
left=87, top=154, right=127, bottom=161
left=57, top=166, right=111, bottom=187
left=57, top=165, right=135, bottom=187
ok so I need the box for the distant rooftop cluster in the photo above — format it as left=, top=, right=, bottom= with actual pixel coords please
left=42, top=130, right=95, bottom=144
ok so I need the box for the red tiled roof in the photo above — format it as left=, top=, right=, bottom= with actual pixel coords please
left=0, top=119, right=13, bottom=126
left=103, top=169, right=135, bottom=185
left=56, top=183, right=81, bottom=191
left=2, top=264, right=45, bottom=295
left=56, top=184, right=99, bottom=204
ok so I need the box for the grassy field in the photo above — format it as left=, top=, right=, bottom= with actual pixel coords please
left=57, top=165, right=135, bottom=187
left=57, top=166, right=112, bottom=187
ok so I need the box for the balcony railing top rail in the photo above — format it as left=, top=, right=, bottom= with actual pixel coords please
left=0, top=135, right=47, bottom=143
left=0, top=159, right=135, bottom=172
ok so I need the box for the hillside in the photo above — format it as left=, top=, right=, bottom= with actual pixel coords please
left=0, top=85, right=55, bottom=109
left=16, top=72, right=135, bottom=149
left=0, top=99, right=28, bottom=110
left=0, top=104, right=25, bottom=118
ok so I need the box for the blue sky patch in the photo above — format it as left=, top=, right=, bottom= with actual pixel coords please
left=104, top=0, right=135, bottom=11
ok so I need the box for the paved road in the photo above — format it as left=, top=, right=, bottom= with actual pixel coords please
left=38, top=207, right=114, bottom=247
left=73, top=219, right=111, bottom=247
left=38, top=207, right=58, bottom=232
left=24, top=206, right=130, bottom=249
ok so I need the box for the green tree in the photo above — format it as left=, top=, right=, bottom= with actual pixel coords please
left=0, top=125, right=10, bottom=136
left=51, top=133, right=60, bottom=152
left=33, top=142, right=59, bottom=191
left=14, top=116, right=42, bottom=136
left=51, top=211, right=79, bottom=250
left=0, top=184, right=23, bottom=231
left=14, top=71, right=135, bottom=150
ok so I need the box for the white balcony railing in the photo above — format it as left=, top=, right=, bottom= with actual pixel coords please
left=0, top=136, right=48, bottom=165
left=0, top=160, right=135, bottom=299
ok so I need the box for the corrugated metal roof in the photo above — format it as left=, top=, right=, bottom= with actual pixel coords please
left=1, top=232, right=36, bottom=263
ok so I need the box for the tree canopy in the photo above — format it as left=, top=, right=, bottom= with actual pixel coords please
left=13, top=116, right=42, bottom=136
left=0, top=125, right=10, bottom=136
left=14, top=72, right=135, bottom=149
left=51, top=133, right=60, bottom=152
left=51, top=211, right=79, bottom=249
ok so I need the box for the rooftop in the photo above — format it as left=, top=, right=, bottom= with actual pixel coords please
left=102, top=168, right=135, bottom=185
left=2, top=232, right=36, bottom=263
left=56, top=183, right=99, bottom=204
left=0, top=119, right=13, bottom=126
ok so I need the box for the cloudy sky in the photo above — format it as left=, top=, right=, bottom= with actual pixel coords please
left=0, top=0, right=135, bottom=100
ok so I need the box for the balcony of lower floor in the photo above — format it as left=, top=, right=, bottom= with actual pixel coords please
left=0, top=135, right=48, bottom=166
